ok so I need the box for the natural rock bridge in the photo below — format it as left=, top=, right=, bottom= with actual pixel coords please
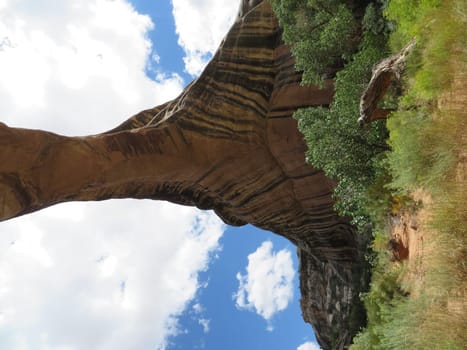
left=0, top=1, right=369, bottom=348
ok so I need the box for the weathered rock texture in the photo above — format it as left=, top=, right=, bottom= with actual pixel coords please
left=359, top=40, right=415, bottom=125
left=0, top=1, right=368, bottom=349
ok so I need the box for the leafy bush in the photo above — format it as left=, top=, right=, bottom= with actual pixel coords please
left=292, top=2, right=391, bottom=229
left=269, top=0, right=360, bottom=85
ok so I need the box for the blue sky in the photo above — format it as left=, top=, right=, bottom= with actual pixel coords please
left=172, top=226, right=317, bottom=350
left=0, top=1, right=320, bottom=349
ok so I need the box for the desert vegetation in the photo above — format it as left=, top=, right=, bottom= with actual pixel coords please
left=270, top=0, right=466, bottom=348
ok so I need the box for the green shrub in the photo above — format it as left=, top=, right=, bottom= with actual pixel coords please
left=269, top=0, right=360, bottom=85
left=387, top=109, right=457, bottom=193
left=385, top=0, right=463, bottom=100
left=294, top=4, right=391, bottom=228
left=351, top=243, right=409, bottom=350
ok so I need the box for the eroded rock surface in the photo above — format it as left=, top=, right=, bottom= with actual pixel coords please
left=0, top=2, right=368, bottom=348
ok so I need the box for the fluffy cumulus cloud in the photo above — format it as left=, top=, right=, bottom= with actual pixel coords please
left=0, top=202, right=224, bottom=350
left=0, top=1, right=226, bottom=349
left=171, top=0, right=241, bottom=76
left=0, top=0, right=184, bottom=135
left=297, top=341, right=322, bottom=350
left=234, top=241, right=295, bottom=327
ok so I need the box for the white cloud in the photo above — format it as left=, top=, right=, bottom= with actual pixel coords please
left=297, top=341, right=322, bottom=350
left=192, top=303, right=204, bottom=314
left=0, top=1, right=227, bottom=349
left=198, top=318, right=210, bottom=334
left=0, top=0, right=184, bottom=135
left=0, top=201, right=225, bottom=350
left=234, top=241, right=295, bottom=325
left=171, top=0, right=241, bottom=76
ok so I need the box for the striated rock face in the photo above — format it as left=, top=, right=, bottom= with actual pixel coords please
left=0, top=1, right=368, bottom=348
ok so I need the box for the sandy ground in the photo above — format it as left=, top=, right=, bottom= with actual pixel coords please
left=389, top=189, right=431, bottom=295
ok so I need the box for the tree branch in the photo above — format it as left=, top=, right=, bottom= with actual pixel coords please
left=358, top=40, right=415, bottom=126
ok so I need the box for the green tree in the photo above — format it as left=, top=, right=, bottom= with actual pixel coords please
left=271, top=0, right=391, bottom=228
left=270, top=0, right=361, bottom=85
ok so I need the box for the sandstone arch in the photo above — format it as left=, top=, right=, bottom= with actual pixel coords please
left=0, top=2, right=368, bottom=348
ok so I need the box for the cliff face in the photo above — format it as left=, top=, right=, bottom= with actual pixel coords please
left=0, top=1, right=367, bottom=348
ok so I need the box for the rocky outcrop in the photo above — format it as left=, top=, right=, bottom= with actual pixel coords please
left=0, top=1, right=368, bottom=348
